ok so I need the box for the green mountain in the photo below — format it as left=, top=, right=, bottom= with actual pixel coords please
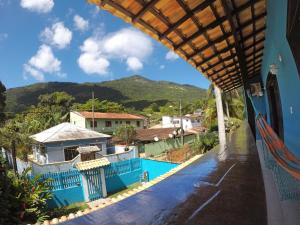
left=5, top=75, right=206, bottom=113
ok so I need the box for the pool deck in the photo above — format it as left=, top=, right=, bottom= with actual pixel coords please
left=60, top=123, right=267, bottom=225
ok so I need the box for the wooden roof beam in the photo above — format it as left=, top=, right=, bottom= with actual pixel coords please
left=217, top=77, right=242, bottom=88
left=189, top=13, right=266, bottom=62
left=202, top=54, right=237, bottom=72
left=217, top=76, right=242, bottom=86
left=224, top=84, right=243, bottom=92
left=220, top=0, right=250, bottom=90
left=159, top=0, right=215, bottom=40
left=175, top=0, right=262, bottom=50
left=211, top=70, right=241, bottom=82
left=132, top=0, right=160, bottom=23
left=207, top=61, right=239, bottom=77
left=220, top=80, right=243, bottom=90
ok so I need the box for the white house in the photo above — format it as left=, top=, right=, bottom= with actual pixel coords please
left=30, top=123, right=111, bottom=164
left=70, top=111, right=145, bottom=134
left=162, top=115, right=201, bottom=131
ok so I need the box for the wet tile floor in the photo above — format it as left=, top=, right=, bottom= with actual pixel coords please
left=61, top=124, right=267, bottom=225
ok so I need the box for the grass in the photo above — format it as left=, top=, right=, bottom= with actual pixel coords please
left=47, top=202, right=89, bottom=220
left=108, top=182, right=142, bottom=198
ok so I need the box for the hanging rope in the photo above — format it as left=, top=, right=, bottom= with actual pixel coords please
left=247, top=92, right=300, bottom=180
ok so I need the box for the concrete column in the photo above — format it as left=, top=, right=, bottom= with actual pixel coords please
left=100, top=168, right=107, bottom=198
left=81, top=173, right=90, bottom=202
left=214, top=86, right=226, bottom=146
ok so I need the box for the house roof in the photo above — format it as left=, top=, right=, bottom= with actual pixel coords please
left=77, top=146, right=101, bottom=154
left=30, top=122, right=111, bottom=143
left=135, top=128, right=193, bottom=142
left=73, top=111, right=145, bottom=120
left=88, top=0, right=267, bottom=92
left=75, top=158, right=111, bottom=171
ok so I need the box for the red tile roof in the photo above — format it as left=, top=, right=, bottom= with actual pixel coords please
left=74, top=111, right=145, bottom=120
left=135, top=128, right=193, bottom=142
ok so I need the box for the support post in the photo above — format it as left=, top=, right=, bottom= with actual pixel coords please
left=215, top=86, right=226, bottom=146
left=100, top=168, right=107, bottom=198
left=81, top=173, right=90, bottom=202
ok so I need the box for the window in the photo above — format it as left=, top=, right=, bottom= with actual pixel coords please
left=115, top=121, right=119, bottom=125
left=64, top=146, right=79, bottom=161
left=90, top=120, right=97, bottom=128
left=126, top=121, right=130, bottom=125
left=105, top=121, right=112, bottom=127
left=136, top=121, right=140, bottom=127
left=120, top=121, right=122, bottom=124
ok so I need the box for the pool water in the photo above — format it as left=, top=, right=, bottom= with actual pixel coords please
left=141, top=159, right=178, bottom=181
left=105, top=158, right=178, bottom=194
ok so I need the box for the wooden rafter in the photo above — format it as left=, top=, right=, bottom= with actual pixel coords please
left=92, top=0, right=267, bottom=91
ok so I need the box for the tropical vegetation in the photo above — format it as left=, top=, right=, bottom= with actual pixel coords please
left=0, top=156, right=52, bottom=224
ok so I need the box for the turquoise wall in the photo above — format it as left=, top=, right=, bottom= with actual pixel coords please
left=48, top=186, right=84, bottom=208
left=257, top=0, right=300, bottom=157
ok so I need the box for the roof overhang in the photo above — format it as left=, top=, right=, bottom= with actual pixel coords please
left=88, top=0, right=266, bottom=92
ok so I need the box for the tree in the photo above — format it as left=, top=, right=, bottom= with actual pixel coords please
left=115, top=125, right=137, bottom=146
left=0, top=81, right=6, bottom=125
left=72, top=99, right=125, bottom=113
left=38, top=92, right=74, bottom=117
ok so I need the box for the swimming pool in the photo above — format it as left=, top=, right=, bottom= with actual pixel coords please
left=105, top=158, right=178, bottom=194
left=141, top=158, right=178, bottom=181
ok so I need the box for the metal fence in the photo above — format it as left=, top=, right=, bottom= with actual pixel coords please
left=37, top=169, right=85, bottom=208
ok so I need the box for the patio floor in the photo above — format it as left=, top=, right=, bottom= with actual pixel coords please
left=60, top=123, right=267, bottom=225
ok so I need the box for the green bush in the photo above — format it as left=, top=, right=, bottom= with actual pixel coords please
left=0, top=165, right=52, bottom=224
left=191, top=132, right=219, bottom=154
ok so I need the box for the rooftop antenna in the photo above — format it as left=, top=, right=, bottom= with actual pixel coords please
left=92, top=91, right=95, bottom=131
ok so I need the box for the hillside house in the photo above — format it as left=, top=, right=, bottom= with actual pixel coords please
left=70, top=111, right=145, bottom=134
left=30, top=123, right=111, bottom=164
left=161, top=115, right=202, bottom=131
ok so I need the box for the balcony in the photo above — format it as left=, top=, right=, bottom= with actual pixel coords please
left=60, top=123, right=269, bottom=225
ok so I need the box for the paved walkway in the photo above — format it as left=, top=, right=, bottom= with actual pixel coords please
left=61, top=124, right=267, bottom=225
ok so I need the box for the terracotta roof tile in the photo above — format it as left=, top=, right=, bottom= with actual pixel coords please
left=74, top=111, right=145, bottom=120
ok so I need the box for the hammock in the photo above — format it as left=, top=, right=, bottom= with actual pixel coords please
left=247, top=92, right=300, bottom=180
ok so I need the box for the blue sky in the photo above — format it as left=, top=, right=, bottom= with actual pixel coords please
left=0, top=0, right=210, bottom=89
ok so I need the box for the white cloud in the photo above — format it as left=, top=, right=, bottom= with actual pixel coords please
left=102, top=28, right=153, bottom=60
left=78, top=38, right=110, bottom=75
left=23, top=64, right=44, bottom=81
left=126, top=57, right=143, bottom=71
left=73, top=15, right=89, bottom=32
left=166, top=50, right=179, bottom=61
left=160, top=65, right=165, bottom=70
left=28, top=45, right=61, bottom=73
left=40, top=22, right=72, bottom=49
left=78, top=28, right=153, bottom=75
left=20, top=0, right=54, bottom=13
left=23, top=44, right=63, bottom=81
left=78, top=52, right=110, bottom=75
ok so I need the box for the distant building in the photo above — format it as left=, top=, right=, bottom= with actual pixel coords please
left=70, top=111, right=145, bottom=134
left=162, top=115, right=201, bottom=131
left=30, top=122, right=111, bottom=164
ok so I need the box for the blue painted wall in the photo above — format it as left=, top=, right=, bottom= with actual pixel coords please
left=255, top=0, right=300, bottom=157
left=142, top=159, right=177, bottom=181
left=48, top=186, right=85, bottom=208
